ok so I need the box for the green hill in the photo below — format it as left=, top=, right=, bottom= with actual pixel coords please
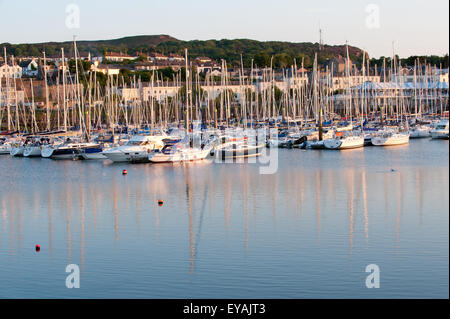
left=2, top=34, right=365, bottom=68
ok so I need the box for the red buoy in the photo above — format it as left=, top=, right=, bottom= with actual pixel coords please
left=158, top=199, right=164, bottom=206
left=122, top=169, right=127, bottom=175
left=35, top=244, right=40, bottom=252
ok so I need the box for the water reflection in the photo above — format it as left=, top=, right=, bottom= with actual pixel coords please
left=0, top=140, right=448, bottom=298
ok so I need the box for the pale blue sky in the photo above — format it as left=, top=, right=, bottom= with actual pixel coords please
left=0, top=0, right=448, bottom=58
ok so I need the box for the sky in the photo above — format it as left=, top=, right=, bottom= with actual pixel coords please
left=0, top=0, right=448, bottom=58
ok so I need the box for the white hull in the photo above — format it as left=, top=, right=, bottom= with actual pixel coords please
left=371, top=133, right=410, bottom=146
left=10, top=146, right=24, bottom=157
left=430, top=120, right=449, bottom=139
left=101, top=135, right=167, bottom=162
left=410, top=127, right=431, bottom=138
left=81, top=152, right=107, bottom=160
left=149, top=148, right=211, bottom=163
left=23, top=146, right=42, bottom=157
left=41, top=146, right=55, bottom=158
left=324, top=136, right=364, bottom=150
left=214, top=143, right=264, bottom=159
left=430, top=131, right=449, bottom=139
left=0, top=144, right=11, bottom=154
left=102, top=150, right=149, bottom=162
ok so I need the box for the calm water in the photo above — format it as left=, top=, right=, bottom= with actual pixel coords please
left=0, top=139, right=448, bottom=298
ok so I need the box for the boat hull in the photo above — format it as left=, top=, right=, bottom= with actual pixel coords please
left=430, top=131, right=449, bottom=140
left=23, top=146, right=42, bottom=157
left=371, top=134, right=410, bottom=146
left=10, top=146, right=24, bottom=157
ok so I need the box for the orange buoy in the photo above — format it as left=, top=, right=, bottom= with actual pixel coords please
left=122, top=169, right=128, bottom=175
left=35, top=244, right=40, bottom=252
left=158, top=199, right=164, bottom=206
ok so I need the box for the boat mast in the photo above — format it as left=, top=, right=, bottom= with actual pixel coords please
left=43, top=51, right=50, bottom=131
left=61, top=48, right=67, bottom=132
left=185, top=48, right=190, bottom=138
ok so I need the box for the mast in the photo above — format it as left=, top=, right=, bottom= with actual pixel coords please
left=73, top=35, right=85, bottom=139
left=62, top=48, right=67, bottom=132
left=4, top=48, right=11, bottom=132
left=184, top=48, right=190, bottom=137
left=43, top=51, right=50, bottom=131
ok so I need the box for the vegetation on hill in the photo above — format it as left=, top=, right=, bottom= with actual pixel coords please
left=2, top=35, right=448, bottom=69
left=2, top=35, right=364, bottom=68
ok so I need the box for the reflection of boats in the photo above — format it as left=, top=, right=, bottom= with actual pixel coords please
left=371, top=130, right=410, bottom=146
left=101, top=135, right=167, bottom=162
left=430, top=120, right=449, bottom=140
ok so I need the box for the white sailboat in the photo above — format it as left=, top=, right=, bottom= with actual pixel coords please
left=409, top=125, right=431, bottom=138
left=148, top=139, right=213, bottom=163
left=23, top=138, right=44, bottom=157
left=102, top=135, right=167, bottom=162
left=324, top=133, right=364, bottom=150
left=213, top=135, right=265, bottom=159
left=324, top=44, right=364, bottom=150
left=149, top=49, right=215, bottom=164
left=430, top=120, right=449, bottom=139
left=371, top=130, right=410, bottom=146
left=0, top=138, right=12, bottom=154
left=10, top=139, right=25, bottom=157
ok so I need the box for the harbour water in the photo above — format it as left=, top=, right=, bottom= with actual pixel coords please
left=0, top=138, right=448, bottom=298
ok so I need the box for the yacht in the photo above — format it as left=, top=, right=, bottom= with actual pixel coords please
left=101, top=135, right=168, bottom=162
left=409, top=125, right=431, bottom=138
left=23, top=139, right=44, bottom=157
left=10, top=140, right=25, bottom=157
left=371, top=130, right=410, bottom=146
left=213, top=136, right=265, bottom=159
left=323, top=132, right=364, bottom=150
left=148, top=136, right=215, bottom=163
left=0, top=138, right=12, bottom=155
left=430, top=120, right=449, bottom=139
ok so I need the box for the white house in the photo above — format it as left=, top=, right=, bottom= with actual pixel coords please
left=149, top=53, right=169, bottom=62
left=19, top=58, right=38, bottom=77
left=91, top=61, right=121, bottom=75
left=104, top=51, right=138, bottom=62
left=0, top=63, right=22, bottom=78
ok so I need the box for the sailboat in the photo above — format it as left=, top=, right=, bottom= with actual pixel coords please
left=372, top=44, right=410, bottom=147
left=149, top=49, right=215, bottom=163
left=23, top=137, right=45, bottom=157
left=0, top=137, right=12, bottom=154
left=102, top=134, right=168, bottom=162
left=10, top=138, right=25, bottom=157
left=212, top=134, right=265, bottom=159
left=324, top=44, right=364, bottom=150
left=371, top=130, right=410, bottom=146
left=430, top=120, right=449, bottom=139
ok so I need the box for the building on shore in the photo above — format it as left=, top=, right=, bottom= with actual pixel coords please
left=104, top=51, right=138, bottom=62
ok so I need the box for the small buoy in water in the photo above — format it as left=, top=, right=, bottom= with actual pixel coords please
left=122, top=169, right=128, bottom=175
left=158, top=199, right=164, bottom=206
left=391, top=168, right=396, bottom=172
left=35, top=244, right=40, bottom=252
